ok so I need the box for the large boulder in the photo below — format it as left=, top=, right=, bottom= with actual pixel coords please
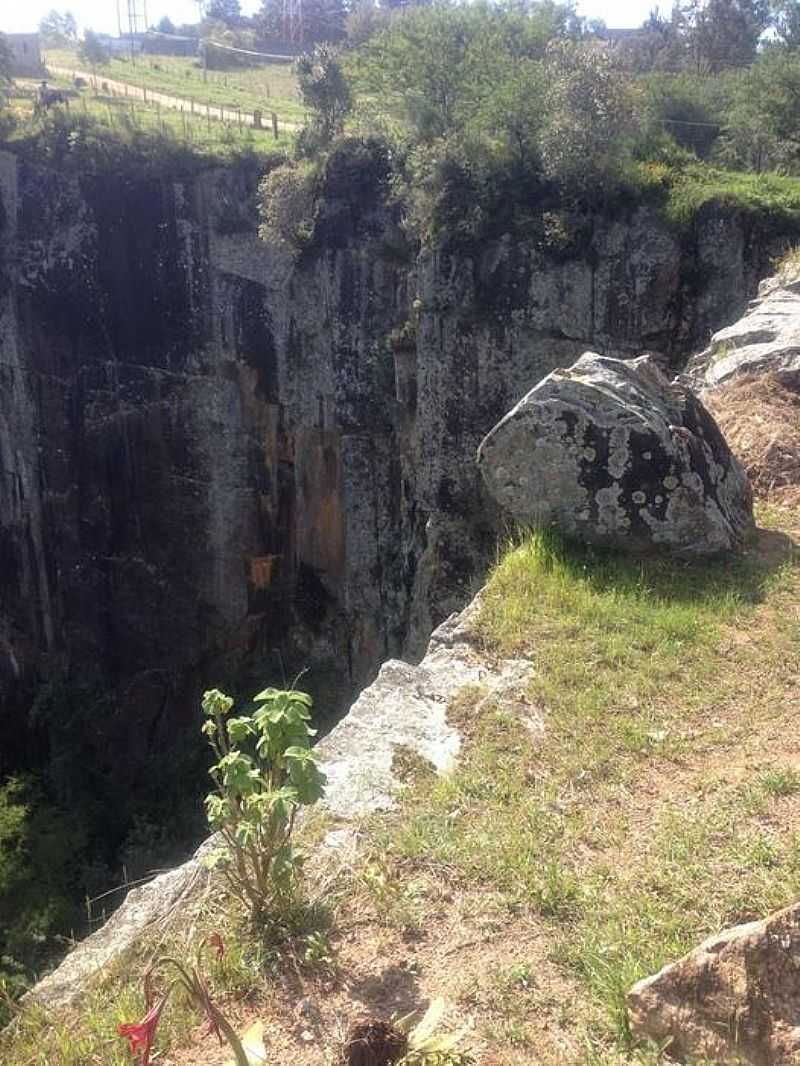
left=627, top=902, right=800, bottom=1064
left=476, top=352, right=754, bottom=556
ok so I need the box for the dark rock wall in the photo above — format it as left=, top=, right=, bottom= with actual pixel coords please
left=0, top=147, right=789, bottom=782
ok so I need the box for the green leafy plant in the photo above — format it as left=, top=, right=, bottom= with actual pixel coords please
left=201, top=686, right=326, bottom=919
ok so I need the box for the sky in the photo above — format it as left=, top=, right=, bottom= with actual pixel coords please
left=1, top=0, right=658, bottom=37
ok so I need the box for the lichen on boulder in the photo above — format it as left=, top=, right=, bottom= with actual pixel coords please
left=476, top=351, right=754, bottom=556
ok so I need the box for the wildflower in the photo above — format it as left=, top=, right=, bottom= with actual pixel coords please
left=117, top=994, right=168, bottom=1066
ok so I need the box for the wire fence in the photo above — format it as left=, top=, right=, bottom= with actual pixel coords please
left=47, top=64, right=303, bottom=139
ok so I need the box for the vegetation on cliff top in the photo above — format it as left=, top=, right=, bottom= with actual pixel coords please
left=254, top=1, right=800, bottom=250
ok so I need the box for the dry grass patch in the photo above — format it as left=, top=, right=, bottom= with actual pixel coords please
left=706, top=372, right=800, bottom=507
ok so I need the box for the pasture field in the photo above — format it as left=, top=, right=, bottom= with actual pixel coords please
left=43, top=47, right=305, bottom=126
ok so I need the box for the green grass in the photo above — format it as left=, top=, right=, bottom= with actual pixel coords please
left=663, top=163, right=800, bottom=226
left=4, top=84, right=293, bottom=162
left=43, top=47, right=305, bottom=126
left=3, top=966, right=198, bottom=1066
left=560, top=785, right=800, bottom=1045
left=0, top=885, right=333, bottom=1065
left=360, top=519, right=800, bottom=1059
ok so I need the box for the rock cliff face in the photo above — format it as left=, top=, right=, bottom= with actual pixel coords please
left=0, top=145, right=790, bottom=789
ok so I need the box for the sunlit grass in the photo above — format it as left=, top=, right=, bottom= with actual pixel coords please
left=43, top=47, right=304, bottom=125
left=360, top=515, right=800, bottom=1057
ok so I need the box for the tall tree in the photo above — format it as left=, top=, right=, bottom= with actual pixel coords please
left=295, top=42, right=351, bottom=143
left=78, top=30, right=110, bottom=73
left=679, top=0, right=771, bottom=71
left=206, top=0, right=241, bottom=25
left=771, top=0, right=800, bottom=49
left=539, top=40, right=641, bottom=192
left=38, top=10, right=78, bottom=47
left=351, top=3, right=568, bottom=141
left=256, top=0, right=348, bottom=45
left=155, top=16, right=176, bottom=33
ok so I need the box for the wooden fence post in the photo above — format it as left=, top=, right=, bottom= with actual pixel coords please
left=272, top=112, right=278, bottom=140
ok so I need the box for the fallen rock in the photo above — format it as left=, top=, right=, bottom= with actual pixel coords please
left=627, top=901, right=800, bottom=1064
left=476, top=352, right=754, bottom=556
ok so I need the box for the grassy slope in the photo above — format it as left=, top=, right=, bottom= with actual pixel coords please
left=43, top=48, right=305, bottom=125
left=663, top=164, right=800, bottom=226
left=4, top=83, right=294, bottom=159
left=3, top=503, right=798, bottom=1065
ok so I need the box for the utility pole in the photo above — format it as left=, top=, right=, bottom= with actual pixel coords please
left=123, top=0, right=146, bottom=66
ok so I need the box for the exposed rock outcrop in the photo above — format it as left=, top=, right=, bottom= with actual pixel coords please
left=23, top=599, right=534, bottom=1010
left=690, top=269, right=800, bottom=390
left=683, top=261, right=800, bottom=507
left=627, top=901, right=800, bottom=1064
left=477, top=352, right=754, bottom=556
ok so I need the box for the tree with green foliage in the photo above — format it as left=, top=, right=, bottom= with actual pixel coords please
left=38, top=9, right=78, bottom=47
left=713, top=77, right=786, bottom=171
left=78, top=30, right=110, bottom=73
left=155, top=15, right=176, bottom=33
left=642, top=71, right=726, bottom=158
left=677, top=0, right=772, bottom=72
left=472, top=56, right=547, bottom=169
left=540, top=40, right=641, bottom=194
left=0, top=34, right=13, bottom=85
left=206, top=0, right=241, bottom=24
left=296, top=43, right=352, bottom=146
left=0, top=774, right=90, bottom=1016
left=771, top=0, right=800, bottom=49
left=345, top=1, right=392, bottom=47
left=256, top=0, right=347, bottom=45
left=350, top=2, right=570, bottom=143
left=723, top=47, right=800, bottom=166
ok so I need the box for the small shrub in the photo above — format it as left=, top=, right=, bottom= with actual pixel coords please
left=202, top=686, right=326, bottom=919
left=257, top=161, right=317, bottom=251
left=758, top=766, right=800, bottom=797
